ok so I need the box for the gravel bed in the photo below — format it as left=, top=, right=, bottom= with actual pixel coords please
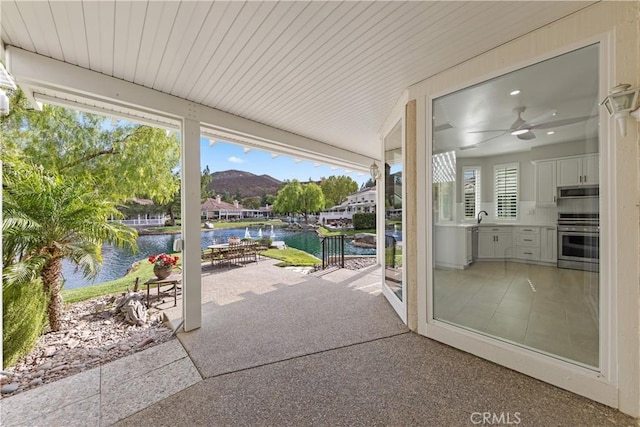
left=0, top=293, right=175, bottom=398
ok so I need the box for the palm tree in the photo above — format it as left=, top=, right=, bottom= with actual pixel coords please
left=2, top=155, right=137, bottom=331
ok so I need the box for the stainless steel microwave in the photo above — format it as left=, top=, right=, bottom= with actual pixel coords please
left=558, top=185, right=599, bottom=199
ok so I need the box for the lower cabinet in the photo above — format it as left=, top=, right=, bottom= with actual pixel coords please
left=478, top=227, right=513, bottom=258
left=515, top=226, right=540, bottom=261
left=540, top=226, right=557, bottom=263
left=435, top=225, right=471, bottom=269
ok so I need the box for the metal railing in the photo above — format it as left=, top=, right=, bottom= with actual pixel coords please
left=321, top=234, right=345, bottom=269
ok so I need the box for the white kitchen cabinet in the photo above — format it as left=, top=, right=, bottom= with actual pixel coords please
left=434, top=225, right=472, bottom=269
left=534, top=160, right=557, bottom=206
left=540, top=226, right=557, bottom=263
left=557, top=154, right=599, bottom=186
left=478, top=226, right=513, bottom=259
left=582, top=154, right=599, bottom=185
left=515, top=226, right=541, bottom=261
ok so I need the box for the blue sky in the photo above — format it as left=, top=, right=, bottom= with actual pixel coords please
left=200, top=138, right=370, bottom=187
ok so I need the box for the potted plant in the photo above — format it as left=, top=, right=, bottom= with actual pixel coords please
left=148, top=253, right=179, bottom=279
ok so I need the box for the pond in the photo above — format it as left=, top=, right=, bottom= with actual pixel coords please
left=61, top=226, right=377, bottom=289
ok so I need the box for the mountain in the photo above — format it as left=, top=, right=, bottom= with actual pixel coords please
left=206, top=170, right=283, bottom=199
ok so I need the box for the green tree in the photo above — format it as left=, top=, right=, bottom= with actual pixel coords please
left=273, top=180, right=324, bottom=222
left=300, top=183, right=325, bottom=222
left=242, top=197, right=261, bottom=209
left=320, top=175, right=358, bottom=208
left=162, top=173, right=181, bottom=226
left=361, top=178, right=376, bottom=190
left=272, top=180, right=303, bottom=214
left=2, top=154, right=138, bottom=331
left=1, top=89, right=180, bottom=205
left=201, top=165, right=215, bottom=202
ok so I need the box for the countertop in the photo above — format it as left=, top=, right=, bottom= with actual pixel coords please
left=435, top=222, right=556, bottom=228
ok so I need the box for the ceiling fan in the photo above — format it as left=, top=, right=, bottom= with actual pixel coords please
left=460, top=106, right=596, bottom=150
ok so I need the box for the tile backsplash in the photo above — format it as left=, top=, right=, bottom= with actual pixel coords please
left=454, top=198, right=599, bottom=225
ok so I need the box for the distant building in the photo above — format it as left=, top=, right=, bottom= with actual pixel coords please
left=319, top=186, right=376, bottom=224
left=201, top=195, right=272, bottom=220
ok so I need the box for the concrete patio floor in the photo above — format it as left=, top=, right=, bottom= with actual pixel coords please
left=1, top=259, right=636, bottom=426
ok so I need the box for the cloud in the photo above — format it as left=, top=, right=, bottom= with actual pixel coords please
left=228, top=156, right=244, bottom=164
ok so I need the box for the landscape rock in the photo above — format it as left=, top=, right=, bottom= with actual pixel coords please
left=28, top=378, right=43, bottom=387
left=1, top=383, right=19, bottom=394
left=43, top=346, right=57, bottom=357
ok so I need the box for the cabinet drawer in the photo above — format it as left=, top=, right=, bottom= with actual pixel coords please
left=516, top=233, right=539, bottom=246
left=479, top=226, right=511, bottom=233
left=516, top=246, right=540, bottom=260
left=515, top=226, right=539, bottom=234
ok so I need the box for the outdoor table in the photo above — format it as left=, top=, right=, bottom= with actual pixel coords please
left=142, top=274, right=181, bottom=308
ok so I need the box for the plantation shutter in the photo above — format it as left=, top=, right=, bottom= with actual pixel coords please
left=494, top=163, right=518, bottom=219
left=463, top=168, right=480, bottom=219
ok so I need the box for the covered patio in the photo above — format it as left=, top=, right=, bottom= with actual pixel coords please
left=2, top=0, right=640, bottom=421
left=1, top=261, right=633, bottom=426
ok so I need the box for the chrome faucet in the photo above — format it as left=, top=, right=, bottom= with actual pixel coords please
left=477, top=210, right=488, bottom=224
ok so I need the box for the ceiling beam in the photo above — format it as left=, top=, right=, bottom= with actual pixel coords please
left=6, top=46, right=373, bottom=170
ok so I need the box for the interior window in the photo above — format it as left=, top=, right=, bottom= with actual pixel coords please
left=463, top=167, right=481, bottom=219
left=494, top=162, right=518, bottom=220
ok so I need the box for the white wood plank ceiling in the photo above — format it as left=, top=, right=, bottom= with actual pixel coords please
left=1, top=1, right=594, bottom=159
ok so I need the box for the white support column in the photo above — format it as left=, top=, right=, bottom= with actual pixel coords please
left=181, top=118, right=202, bottom=331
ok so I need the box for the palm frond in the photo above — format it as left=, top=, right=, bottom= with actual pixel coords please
left=2, top=255, right=48, bottom=287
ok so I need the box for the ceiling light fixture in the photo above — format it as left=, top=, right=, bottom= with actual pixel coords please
left=510, top=128, right=530, bottom=136
left=510, top=90, right=521, bottom=96
left=600, top=83, right=640, bottom=136
left=547, top=131, right=555, bottom=135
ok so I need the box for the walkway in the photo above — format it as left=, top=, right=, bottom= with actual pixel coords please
left=1, top=260, right=635, bottom=426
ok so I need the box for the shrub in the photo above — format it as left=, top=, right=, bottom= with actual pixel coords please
left=258, top=237, right=273, bottom=247
left=353, top=212, right=376, bottom=230
left=3, top=280, right=48, bottom=368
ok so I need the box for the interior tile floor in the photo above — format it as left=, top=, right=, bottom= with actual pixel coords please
left=434, top=261, right=599, bottom=367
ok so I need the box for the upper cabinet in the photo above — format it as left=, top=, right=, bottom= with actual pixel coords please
left=534, top=160, right=557, bottom=206
left=557, top=154, right=599, bottom=186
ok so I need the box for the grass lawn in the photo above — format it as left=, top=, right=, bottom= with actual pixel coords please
left=259, top=248, right=320, bottom=267
left=61, top=254, right=183, bottom=304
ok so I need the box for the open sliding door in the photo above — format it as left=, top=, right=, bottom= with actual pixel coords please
left=381, top=118, right=406, bottom=321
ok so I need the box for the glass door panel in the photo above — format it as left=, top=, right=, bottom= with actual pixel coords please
left=384, top=120, right=404, bottom=303
left=431, top=44, right=601, bottom=369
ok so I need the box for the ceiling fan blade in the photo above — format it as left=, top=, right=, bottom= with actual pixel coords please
left=525, top=109, right=557, bottom=126
left=459, top=132, right=507, bottom=150
left=467, top=129, right=510, bottom=134
left=517, top=130, right=536, bottom=140
left=531, top=115, right=597, bottom=130
left=434, top=122, right=454, bottom=132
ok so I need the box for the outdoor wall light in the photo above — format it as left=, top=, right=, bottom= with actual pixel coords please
left=369, top=161, right=381, bottom=181
left=600, top=83, right=640, bottom=137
